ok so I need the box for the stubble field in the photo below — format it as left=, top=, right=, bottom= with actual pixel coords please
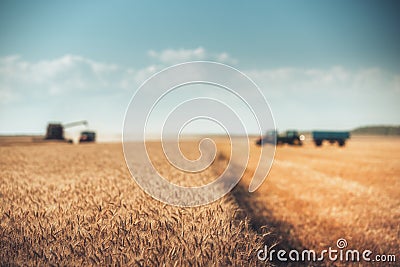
left=1, top=136, right=399, bottom=266
left=219, top=136, right=400, bottom=265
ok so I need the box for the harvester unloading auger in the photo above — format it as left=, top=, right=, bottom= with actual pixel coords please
left=45, top=120, right=96, bottom=143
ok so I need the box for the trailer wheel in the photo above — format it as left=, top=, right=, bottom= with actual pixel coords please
left=315, top=140, right=322, bottom=146
left=338, top=140, right=345, bottom=146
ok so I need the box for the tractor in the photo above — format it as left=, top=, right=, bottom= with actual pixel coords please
left=256, top=130, right=304, bottom=146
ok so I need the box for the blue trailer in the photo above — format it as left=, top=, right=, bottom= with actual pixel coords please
left=312, top=131, right=350, bottom=147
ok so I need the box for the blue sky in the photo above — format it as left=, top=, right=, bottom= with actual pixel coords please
left=0, top=0, right=399, bottom=140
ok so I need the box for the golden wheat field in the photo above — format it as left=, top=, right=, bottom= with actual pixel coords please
left=0, top=141, right=264, bottom=266
left=1, top=136, right=399, bottom=266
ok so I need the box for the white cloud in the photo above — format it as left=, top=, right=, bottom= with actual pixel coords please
left=132, top=65, right=160, bottom=85
left=1, top=55, right=398, bottom=103
left=245, top=66, right=400, bottom=129
left=147, top=47, right=238, bottom=65
left=0, top=54, right=153, bottom=104
left=246, top=66, right=398, bottom=95
left=216, top=52, right=238, bottom=65
left=0, top=48, right=238, bottom=103
left=1, top=52, right=399, bottom=133
left=148, top=47, right=205, bottom=63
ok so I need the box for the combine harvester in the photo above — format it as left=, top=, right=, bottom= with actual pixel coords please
left=45, top=120, right=96, bottom=143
